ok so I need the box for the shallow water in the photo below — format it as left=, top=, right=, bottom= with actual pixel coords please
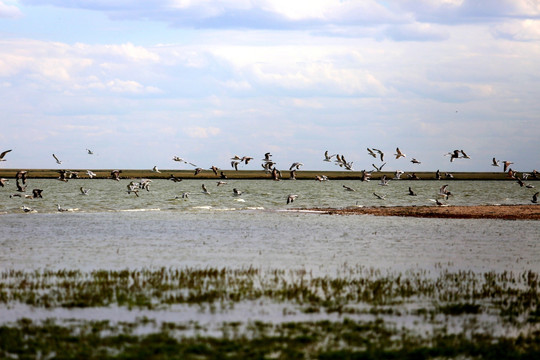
left=0, top=179, right=538, bottom=274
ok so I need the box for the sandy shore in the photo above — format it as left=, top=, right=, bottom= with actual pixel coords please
left=309, top=204, right=540, bottom=220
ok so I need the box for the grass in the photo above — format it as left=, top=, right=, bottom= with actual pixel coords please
left=1, top=267, right=539, bottom=358
left=0, top=168, right=527, bottom=180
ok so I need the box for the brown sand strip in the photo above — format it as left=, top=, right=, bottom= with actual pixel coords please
left=309, top=204, right=540, bottom=220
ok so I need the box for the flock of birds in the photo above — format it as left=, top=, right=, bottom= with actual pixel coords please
left=0, top=147, right=539, bottom=213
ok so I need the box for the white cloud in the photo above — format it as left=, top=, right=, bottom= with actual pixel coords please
left=493, top=20, right=540, bottom=41
left=0, top=0, right=22, bottom=18
left=106, top=79, right=161, bottom=94
left=184, top=126, right=221, bottom=138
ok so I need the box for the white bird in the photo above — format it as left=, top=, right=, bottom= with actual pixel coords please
left=378, top=175, right=390, bottom=186
left=172, top=156, right=197, bottom=167
left=202, top=184, right=210, bottom=194
left=373, top=192, right=386, bottom=200
left=287, top=194, right=298, bottom=204
left=217, top=181, right=227, bottom=186
left=80, top=187, right=90, bottom=195
left=491, top=158, right=500, bottom=167
left=367, top=148, right=377, bottom=158
left=323, top=151, right=336, bottom=162
left=289, top=162, right=303, bottom=170
left=372, top=163, right=386, bottom=172
left=502, top=160, right=514, bottom=172
left=86, top=170, right=97, bottom=178
left=21, top=205, right=36, bottom=213
left=394, top=170, right=404, bottom=179
left=152, top=166, right=161, bottom=173
left=233, top=188, right=242, bottom=196
left=438, top=184, right=452, bottom=199
left=52, top=154, right=62, bottom=164
left=394, top=147, right=406, bottom=159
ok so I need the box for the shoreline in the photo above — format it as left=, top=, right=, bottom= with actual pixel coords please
left=308, top=204, right=540, bottom=220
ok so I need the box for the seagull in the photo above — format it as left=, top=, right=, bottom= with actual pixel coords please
left=32, top=189, right=43, bottom=198
left=111, top=170, right=122, bottom=181
left=57, top=204, right=69, bottom=212
left=373, top=148, right=385, bottom=161
left=394, top=147, right=406, bottom=159
left=220, top=171, right=227, bottom=179
left=57, top=170, right=69, bottom=182
left=394, top=170, right=404, bottom=180
left=532, top=192, right=539, bottom=204
left=342, top=184, right=356, bottom=191
left=289, top=162, right=303, bottom=171
left=410, top=158, right=421, bottom=164
left=324, top=151, right=336, bottom=162
left=127, top=182, right=140, bottom=196
left=408, top=187, right=417, bottom=196
left=52, top=154, right=62, bottom=164
left=445, top=173, right=454, bottom=179
left=16, top=170, right=28, bottom=184
left=210, top=166, right=219, bottom=176
left=262, top=152, right=272, bottom=162
left=361, top=170, right=371, bottom=182
left=217, top=181, right=227, bottom=186
left=202, top=184, right=210, bottom=194
left=169, top=174, right=182, bottom=182
left=194, top=168, right=203, bottom=176
left=86, top=170, right=97, bottom=178
left=373, top=192, right=386, bottom=200
left=429, top=198, right=447, bottom=206
left=287, top=194, right=298, bottom=204
left=378, top=175, right=390, bottom=186
left=502, top=161, right=514, bottom=172
left=241, top=156, right=253, bottom=165
left=315, top=175, right=329, bottom=182
left=16, top=178, right=27, bottom=192
left=438, top=184, right=452, bottom=199
left=372, top=163, right=386, bottom=172
left=271, top=167, right=281, bottom=181
left=86, top=149, right=94, bottom=155
left=172, top=156, right=197, bottom=167
left=445, top=150, right=460, bottom=162
left=0, top=178, right=8, bottom=187
left=435, top=169, right=441, bottom=180
left=367, top=148, right=377, bottom=158
left=152, top=166, right=161, bottom=173
left=290, top=170, right=297, bottom=180
left=233, top=188, right=242, bottom=196
left=231, top=161, right=240, bottom=171
left=0, top=149, right=12, bottom=161
left=80, top=187, right=90, bottom=195
left=491, top=158, right=500, bottom=167
left=21, top=205, right=35, bottom=213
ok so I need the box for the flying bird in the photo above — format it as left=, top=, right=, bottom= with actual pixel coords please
left=86, top=149, right=94, bottom=155
left=80, top=187, right=90, bottom=195
left=372, top=163, right=386, bottom=172
left=342, top=184, right=356, bottom=191
left=410, top=158, right=421, bottom=164
left=373, top=192, right=386, bottom=200
left=394, top=147, right=406, bottom=159
left=86, top=170, right=97, bottom=178
left=169, top=174, right=182, bottom=182
left=152, top=166, right=161, bottom=173
left=367, top=148, right=377, bottom=158
left=0, top=149, right=12, bottom=161
left=323, top=151, right=336, bottom=162
left=0, top=178, right=8, bottom=187
left=32, top=189, right=43, bottom=198
left=502, top=161, right=514, bottom=172
left=289, top=162, right=303, bottom=171
left=532, top=192, right=539, bottom=204
left=491, top=158, right=500, bottom=167
left=287, top=194, right=298, bottom=204
left=233, top=188, right=242, bottom=196
left=202, top=184, right=210, bottom=194
left=408, top=187, right=417, bottom=196
left=52, top=154, right=62, bottom=164
left=111, top=170, right=122, bottom=181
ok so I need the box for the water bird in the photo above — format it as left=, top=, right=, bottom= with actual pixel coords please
left=32, top=189, right=43, bottom=198
left=445, top=150, right=460, bottom=162
left=0, top=149, right=12, bottom=161
left=287, top=194, right=298, bottom=204
left=127, top=182, right=140, bottom=197
left=169, top=174, right=182, bottom=182
left=111, top=170, right=122, bottom=181
left=394, top=147, right=406, bottom=159
left=323, top=151, right=336, bottom=162
left=233, top=188, right=242, bottom=196
left=289, top=162, right=303, bottom=170
left=394, top=170, right=404, bottom=180
left=57, top=204, right=75, bottom=212
left=445, top=172, right=454, bottom=179
left=21, top=205, right=35, bottom=213
left=220, top=171, right=227, bottom=179
left=491, top=158, right=500, bottom=167
left=52, top=154, right=62, bottom=164
left=80, top=187, right=90, bottom=195
left=290, top=170, right=297, bottom=180
left=86, top=149, right=94, bottom=155
left=410, top=158, right=421, bottom=164
left=57, top=170, right=69, bottom=182
left=408, top=187, right=417, bottom=196
left=172, top=156, right=197, bottom=166
left=373, top=192, right=386, bottom=200
left=342, top=185, right=356, bottom=191
left=231, top=161, right=240, bottom=171
left=532, top=192, right=539, bottom=204
left=210, top=166, right=219, bottom=176
left=435, top=170, right=441, bottom=180
left=460, top=150, right=470, bottom=159
left=439, top=184, right=452, bottom=199
left=86, top=170, right=97, bottom=178
left=372, top=163, right=386, bottom=172
left=194, top=168, right=203, bottom=175
left=0, top=178, right=8, bottom=187
left=152, top=166, right=161, bottom=173
left=16, top=178, right=26, bottom=192
left=503, top=161, right=514, bottom=172
left=217, top=181, right=227, bottom=186
left=361, top=170, right=371, bottom=182
left=373, top=148, right=384, bottom=161
left=367, top=148, right=377, bottom=158
left=271, top=167, right=281, bottom=181
left=202, top=184, right=210, bottom=194
left=378, top=175, right=390, bottom=186
left=262, top=152, right=272, bottom=162
left=315, top=175, right=329, bottom=182
left=429, top=198, right=447, bottom=206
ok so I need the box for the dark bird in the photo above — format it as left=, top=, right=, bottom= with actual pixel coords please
left=32, top=189, right=43, bottom=198
left=0, top=149, right=12, bottom=161
left=233, top=188, right=242, bottom=196
left=169, top=174, right=182, bottom=182
left=231, top=161, right=240, bottom=171
left=491, top=158, right=500, bottom=167
left=372, top=162, right=386, bottom=172
left=16, top=178, right=26, bottom=192
left=220, top=171, right=227, bottom=179
left=210, top=166, right=219, bottom=176
left=460, top=150, right=470, bottom=159
left=503, top=161, right=514, bottom=172
left=202, top=184, right=210, bottom=194
left=194, top=168, right=203, bottom=176
left=290, top=170, right=297, bottom=180
left=16, top=170, right=28, bottom=184
left=342, top=184, right=356, bottom=191
left=373, top=148, right=384, bottom=161
left=408, top=187, right=417, bottom=196
left=445, top=150, right=460, bottom=162
left=0, top=178, right=8, bottom=187
left=532, top=192, right=539, bottom=204
left=373, top=192, right=386, bottom=200
left=410, top=158, right=421, bottom=164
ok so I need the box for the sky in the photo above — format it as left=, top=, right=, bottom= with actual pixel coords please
left=1, top=0, right=539, bottom=172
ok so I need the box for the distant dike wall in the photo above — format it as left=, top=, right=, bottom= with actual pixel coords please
left=0, top=169, right=532, bottom=181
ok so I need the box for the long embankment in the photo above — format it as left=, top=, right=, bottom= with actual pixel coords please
left=0, top=168, right=530, bottom=180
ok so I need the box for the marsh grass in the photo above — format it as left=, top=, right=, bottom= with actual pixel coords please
left=1, top=267, right=539, bottom=321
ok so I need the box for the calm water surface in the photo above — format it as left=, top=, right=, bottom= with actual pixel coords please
left=1, top=179, right=538, bottom=274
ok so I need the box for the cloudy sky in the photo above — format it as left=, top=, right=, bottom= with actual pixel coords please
left=1, top=0, right=539, bottom=172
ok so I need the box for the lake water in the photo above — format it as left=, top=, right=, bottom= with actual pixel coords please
left=1, top=178, right=538, bottom=274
